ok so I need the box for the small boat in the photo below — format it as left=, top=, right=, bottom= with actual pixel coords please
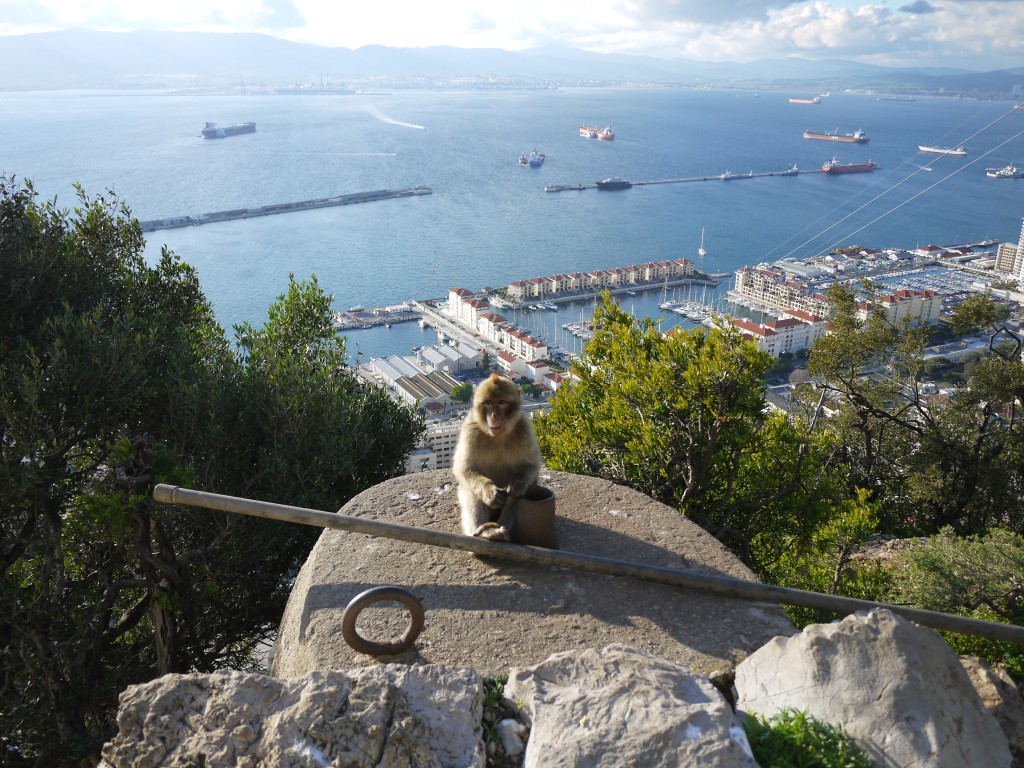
left=918, top=144, right=967, bottom=156
left=698, top=228, right=707, bottom=257
left=518, top=149, right=545, bottom=167
left=803, top=129, right=869, bottom=143
left=987, top=164, right=1024, bottom=178
left=349, top=305, right=365, bottom=312
left=596, top=177, right=631, bottom=190
left=779, top=163, right=800, bottom=176
left=789, top=97, right=821, bottom=104
left=821, top=157, right=878, bottom=174
left=721, top=170, right=753, bottom=180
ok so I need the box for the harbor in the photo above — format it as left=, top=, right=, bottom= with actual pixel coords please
left=139, top=186, right=432, bottom=231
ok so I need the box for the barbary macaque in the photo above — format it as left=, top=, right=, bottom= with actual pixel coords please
left=453, top=373, right=541, bottom=541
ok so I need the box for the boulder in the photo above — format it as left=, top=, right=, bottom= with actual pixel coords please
left=960, top=655, right=1024, bottom=766
left=100, top=665, right=485, bottom=768
left=734, top=608, right=1013, bottom=768
left=271, top=469, right=796, bottom=678
left=506, top=644, right=758, bottom=768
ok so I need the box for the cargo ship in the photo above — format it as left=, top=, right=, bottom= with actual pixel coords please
left=596, top=177, right=631, bottom=190
left=918, top=144, right=966, bottom=156
left=201, top=121, right=256, bottom=139
left=803, top=129, right=869, bottom=143
left=822, top=158, right=878, bottom=174
left=789, top=97, right=821, bottom=104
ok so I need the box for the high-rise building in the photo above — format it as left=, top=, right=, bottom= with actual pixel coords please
left=994, top=218, right=1024, bottom=280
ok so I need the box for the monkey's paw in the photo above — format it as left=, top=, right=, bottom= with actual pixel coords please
left=473, top=522, right=511, bottom=542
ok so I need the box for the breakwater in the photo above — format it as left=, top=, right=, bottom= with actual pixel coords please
left=544, top=166, right=819, bottom=192
left=139, top=186, right=432, bottom=232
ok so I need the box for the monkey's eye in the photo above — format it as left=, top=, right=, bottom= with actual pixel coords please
left=496, top=400, right=509, bottom=407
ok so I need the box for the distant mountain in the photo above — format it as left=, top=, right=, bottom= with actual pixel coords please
left=0, top=29, right=1019, bottom=97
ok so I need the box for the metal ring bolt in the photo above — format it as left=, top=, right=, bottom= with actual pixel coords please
left=341, top=586, right=425, bottom=656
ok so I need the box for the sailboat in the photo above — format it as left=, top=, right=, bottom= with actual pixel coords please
left=698, top=228, right=707, bottom=257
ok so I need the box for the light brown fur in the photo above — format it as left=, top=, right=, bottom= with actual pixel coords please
left=452, top=373, right=542, bottom=541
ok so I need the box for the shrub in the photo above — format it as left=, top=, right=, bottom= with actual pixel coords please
left=743, top=709, right=874, bottom=768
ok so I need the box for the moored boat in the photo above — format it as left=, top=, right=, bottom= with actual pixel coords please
left=918, top=144, right=967, bottom=156
left=803, top=129, right=869, bottom=143
left=789, top=97, right=821, bottom=104
left=596, top=177, right=631, bottom=190
left=821, top=157, right=878, bottom=174
left=987, top=164, right=1024, bottom=178
left=201, top=121, right=256, bottom=139
left=518, top=149, right=545, bottom=167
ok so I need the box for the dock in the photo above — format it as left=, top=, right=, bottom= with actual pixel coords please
left=139, top=186, right=432, bottom=232
left=544, top=167, right=820, bottom=192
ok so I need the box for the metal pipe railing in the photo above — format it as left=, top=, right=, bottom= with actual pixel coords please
left=153, top=484, right=1024, bottom=645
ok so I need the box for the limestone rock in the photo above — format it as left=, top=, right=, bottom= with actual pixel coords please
left=101, top=666, right=485, bottom=768
left=271, top=469, right=796, bottom=678
left=506, top=643, right=758, bottom=768
left=735, top=608, right=1013, bottom=768
left=960, top=655, right=1024, bottom=766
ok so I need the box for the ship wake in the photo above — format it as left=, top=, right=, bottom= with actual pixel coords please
left=363, top=105, right=426, bottom=130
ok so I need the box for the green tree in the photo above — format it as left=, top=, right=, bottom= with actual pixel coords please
left=535, top=293, right=832, bottom=565
left=451, top=381, right=473, bottom=403
left=0, top=178, right=424, bottom=765
left=807, top=284, right=1024, bottom=535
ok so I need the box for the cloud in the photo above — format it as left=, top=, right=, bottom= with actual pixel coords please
left=466, top=11, right=497, bottom=33
left=0, top=1, right=60, bottom=26
left=255, top=0, right=305, bottom=31
left=898, top=1, right=939, bottom=13
left=629, top=0, right=806, bottom=25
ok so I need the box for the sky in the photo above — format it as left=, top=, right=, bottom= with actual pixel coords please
left=2, top=0, right=1024, bottom=71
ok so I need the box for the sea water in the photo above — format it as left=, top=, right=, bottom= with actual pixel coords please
left=3, top=87, right=1023, bottom=360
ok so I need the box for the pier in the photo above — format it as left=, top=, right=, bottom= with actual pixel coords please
left=544, top=167, right=820, bottom=192
left=139, top=186, right=432, bottom=232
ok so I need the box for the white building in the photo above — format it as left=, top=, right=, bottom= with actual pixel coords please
left=416, top=343, right=483, bottom=374
left=405, top=418, right=463, bottom=473
left=728, top=312, right=829, bottom=358
left=857, top=288, right=942, bottom=327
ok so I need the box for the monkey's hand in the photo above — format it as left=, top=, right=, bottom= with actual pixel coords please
left=506, top=477, right=532, bottom=499
left=484, top=484, right=509, bottom=509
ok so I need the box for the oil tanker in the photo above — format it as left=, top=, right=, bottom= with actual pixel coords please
left=804, top=129, right=868, bottom=143
left=201, top=121, right=256, bottom=139
left=821, top=158, right=878, bottom=174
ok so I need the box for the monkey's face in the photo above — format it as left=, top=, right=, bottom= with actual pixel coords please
left=479, top=396, right=515, bottom=438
